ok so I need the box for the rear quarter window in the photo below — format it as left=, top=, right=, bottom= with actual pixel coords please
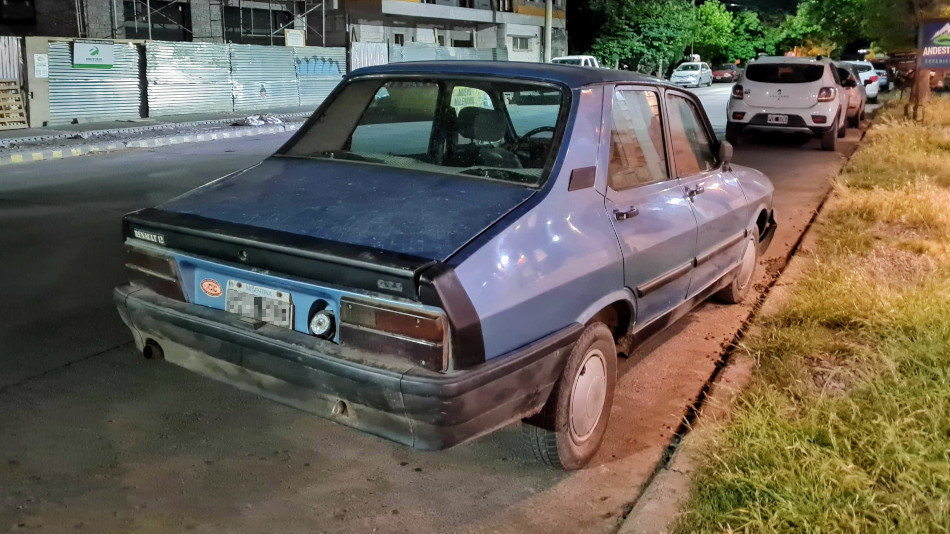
left=745, top=63, right=825, bottom=84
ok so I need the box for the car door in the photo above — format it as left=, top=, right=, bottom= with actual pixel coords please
left=602, top=87, right=698, bottom=325
left=663, top=90, right=749, bottom=299
left=702, top=63, right=711, bottom=85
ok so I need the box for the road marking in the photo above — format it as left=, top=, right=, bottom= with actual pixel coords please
left=31, top=153, right=43, bottom=161
left=11, top=154, right=23, bottom=163
left=71, top=149, right=82, bottom=156
left=52, top=150, right=62, bottom=159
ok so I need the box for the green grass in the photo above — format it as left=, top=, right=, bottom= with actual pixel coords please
left=675, top=99, right=950, bottom=533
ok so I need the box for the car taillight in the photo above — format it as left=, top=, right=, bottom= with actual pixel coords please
left=817, top=87, right=837, bottom=102
left=731, top=84, right=744, bottom=99
left=339, top=297, right=449, bottom=372
left=125, top=245, right=186, bottom=301
left=870, top=75, right=879, bottom=83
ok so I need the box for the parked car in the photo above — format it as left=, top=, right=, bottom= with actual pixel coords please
left=727, top=56, right=849, bottom=151
left=670, top=62, right=713, bottom=87
left=835, top=62, right=867, bottom=128
left=712, top=63, right=739, bottom=83
left=552, top=55, right=601, bottom=68
left=114, top=62, right=776, bottom=470
left=845, top=60, right=881, bottom=102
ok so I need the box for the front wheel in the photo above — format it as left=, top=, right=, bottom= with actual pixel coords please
left=523, top=323, right=617, bottom=470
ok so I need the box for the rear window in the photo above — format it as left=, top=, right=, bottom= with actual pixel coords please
left=852, top=64, right=873, bottom=73
left=553, top=58, right=581, bottom=65
left=745, top=63, right=824, bottom=84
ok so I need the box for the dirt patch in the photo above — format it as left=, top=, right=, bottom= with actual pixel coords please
left=858, top=241, right=939, bottom=287
left=800, top=354, right=865, bottom=397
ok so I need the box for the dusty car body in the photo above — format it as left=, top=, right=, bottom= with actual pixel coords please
left=114, top=62, right=776, bottom=469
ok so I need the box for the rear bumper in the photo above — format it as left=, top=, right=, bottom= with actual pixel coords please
left=114, top=285, right=581, bottom=450
left=728, top=118, right=834, bottom=136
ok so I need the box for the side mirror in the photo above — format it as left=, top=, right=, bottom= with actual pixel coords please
left=719, top=140, right=733, bottom=168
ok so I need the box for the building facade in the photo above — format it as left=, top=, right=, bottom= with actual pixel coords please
left=1, top=0, right=566, bottom=60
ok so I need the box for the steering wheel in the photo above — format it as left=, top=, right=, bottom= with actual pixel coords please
left=511, top=126, right=557, bottom=153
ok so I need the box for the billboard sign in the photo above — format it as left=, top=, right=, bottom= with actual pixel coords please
left=285, top=29, right=305, bottom=48
left=920, top=19, right=950, bottom=69
left=73, top=40, right=114, bottom=69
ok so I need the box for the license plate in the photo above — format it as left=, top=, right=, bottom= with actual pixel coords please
left=767, top=114, right=789, bottom=125
left=225, top=280, right=294, bottom=328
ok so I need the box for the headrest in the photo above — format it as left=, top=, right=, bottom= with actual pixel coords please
left=457, top=107, right=506, bottom=142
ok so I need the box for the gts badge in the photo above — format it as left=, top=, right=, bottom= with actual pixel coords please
left=377, top=279, right=403, bottom=293
left=133, top=229, right=166, bottom=245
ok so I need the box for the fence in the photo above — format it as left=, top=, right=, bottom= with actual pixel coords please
left=48, top=41, right=144, bottom=124
left=0, top=37, right=23, bottom=83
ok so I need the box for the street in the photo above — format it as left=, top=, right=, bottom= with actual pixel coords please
left=0, top=92, right=864, bottom=533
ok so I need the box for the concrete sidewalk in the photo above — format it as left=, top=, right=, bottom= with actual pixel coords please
left=0, top=109, right=311, bottom=167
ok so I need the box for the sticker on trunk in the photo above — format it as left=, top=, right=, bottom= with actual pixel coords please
left=201, top=279, right=223, bottom=297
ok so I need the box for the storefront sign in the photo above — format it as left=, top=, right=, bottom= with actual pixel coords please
left=33, top=54, right=48, bottom=78
left=73, top=40, right=114, bottom=69
left=285, top=29, right=305, bottom=48
left=920, top=19, right=950, bottom=69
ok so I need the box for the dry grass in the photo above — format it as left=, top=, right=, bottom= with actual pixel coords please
left=675, top=98, right=950, bottom=533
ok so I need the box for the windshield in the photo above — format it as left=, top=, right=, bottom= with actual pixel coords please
left=553, top=58, right=582, bottom=65
left=282, top=78, right=567, bottom=187
left=745, top=63, right=824, bottom=83
left=676, top=64, right=700, bottom=71
left=714, top=64, right=733, bottom=70
left=852, top=63, right=873, bottom=73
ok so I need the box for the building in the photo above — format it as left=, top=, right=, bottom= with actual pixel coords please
left=1, top=0, right=566, bottom=61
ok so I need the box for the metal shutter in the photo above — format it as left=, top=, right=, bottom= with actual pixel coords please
left=231, top=44, right=299, bottom=112
left=145, top=41, right=233, bottom=117
left=294, top=46, right=345, bottom=109
left=48, top=41, right=144, bottom=124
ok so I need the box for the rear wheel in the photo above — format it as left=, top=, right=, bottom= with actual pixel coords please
left=523, top=322, right=617, bottom=470
left=715, top=228, right=759, bottom=304
left=726, top=123, right=743, bottom=146
left=821, top=116, right=839, bottom=151
left=848, top=113, right=859, bottom=128
left=837, top=114, right=848, bottom=138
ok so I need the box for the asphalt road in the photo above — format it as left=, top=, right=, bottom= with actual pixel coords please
left=0, top=94, right=865, bottom=533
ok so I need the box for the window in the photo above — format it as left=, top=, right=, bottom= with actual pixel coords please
left=745, top=63, right=825, bottom=84
left=665, top=94, right=716, bottom=177
left=282, top=78, right=567, bottom=187
left=512, top=37, right=531, bottom=51
left=223, top=5, right=293, bottom=44
left=394, top=33, right=405, bottom=46
left=125, top=0, right=192, bottom=41
left=607, top=90, right=668, bottom=190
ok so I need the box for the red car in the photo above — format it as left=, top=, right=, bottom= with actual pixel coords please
left=712, top=64, right=739, bottom=83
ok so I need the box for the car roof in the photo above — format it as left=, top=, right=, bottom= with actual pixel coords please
left=752, top=56, right=830, bottom=65
left=552, top=55, right=593, bottom=60
left=348, top=61, right=667, bottom=90
left=678, top=62, right=703, bottom=66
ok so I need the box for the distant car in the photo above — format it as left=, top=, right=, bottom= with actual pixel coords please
left=670, top=62, right=713, bottom=87
left=873, top=67, right=890, bottom=91
left=114, top=62, right=776, bottom=471
left=712, top=64, right=738, bottom=83
left=552, top=55, right=601, bottom=68
left=845, top=60, right=881, bottom=102
left=835, top=62, right=867, bottom=128
left=727, top=56, right=849, bottom=151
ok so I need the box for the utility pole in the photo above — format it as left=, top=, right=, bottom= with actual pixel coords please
left=543, top=0, right=552, bottom=62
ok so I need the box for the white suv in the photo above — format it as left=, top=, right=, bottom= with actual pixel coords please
left=845, top=60, right=881, bottom=102
left=726, top=56, right=849, bottom=151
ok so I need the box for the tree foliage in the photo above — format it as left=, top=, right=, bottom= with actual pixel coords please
left=589, top=0, right=694, bottom=75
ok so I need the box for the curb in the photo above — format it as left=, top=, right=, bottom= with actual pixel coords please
left=0, top=123, right=301, bottom=167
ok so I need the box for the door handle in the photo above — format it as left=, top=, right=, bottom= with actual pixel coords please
left=614, top=206, right=639, bottom=221
left=686, top=185, right=705, bottom=200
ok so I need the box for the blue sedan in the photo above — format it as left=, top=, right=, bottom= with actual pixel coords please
left=115, top=62, right=776, bottom=470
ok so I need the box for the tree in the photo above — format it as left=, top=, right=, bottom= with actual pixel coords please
left=589, top=0, right=694, bottom=75
left=691, top=1, right=735, bottom=63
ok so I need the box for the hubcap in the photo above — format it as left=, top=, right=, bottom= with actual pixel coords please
left=569, top=349, right=608, bottom=442
left=737, top=238, right=756, bottom=290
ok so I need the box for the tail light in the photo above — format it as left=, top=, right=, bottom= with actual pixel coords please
left=817, top=87, right=837, bottom=102
left=125, top=245, right=186, bottom=302
left=812, top=115, right=827, bottom=124
left=731, top=85, right=744, bottom=99
left=340, top=297, right=449, bottom=372
left=732, top=112, right=746, bottom=120
left=869, top=75, right=879, bottom=83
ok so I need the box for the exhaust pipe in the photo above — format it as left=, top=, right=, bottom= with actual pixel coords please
left=143, top=340, right=164, bottom=360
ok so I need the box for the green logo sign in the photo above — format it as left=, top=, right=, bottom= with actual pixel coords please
left=932, top=23, right=950, bottom=46
left=90, top=46, right=100, bottom=56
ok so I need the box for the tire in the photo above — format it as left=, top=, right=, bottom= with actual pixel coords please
left=860, top=107, right=866, bottom=121
left=726, top=123, right=742, bottom=146
left=821, top=117, right=838, bottom=151
left=523, top=322, right=617, bottom=470
left=869, top=96, right=878, bottom=104
left=715, top=228, right=759, bottom=304
left=837, top=114, right=847, bottom=138
left=848, top=113, right=859, bottom=128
